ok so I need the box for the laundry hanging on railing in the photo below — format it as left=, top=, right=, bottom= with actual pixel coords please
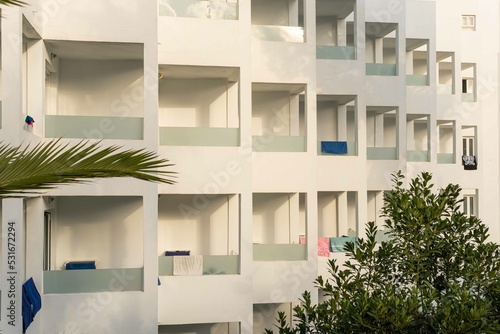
left=462, top=155, right=477, bottom=170
left=22, top=277, right=42, bottom=333
left=321, top=141, right=348, bottom=154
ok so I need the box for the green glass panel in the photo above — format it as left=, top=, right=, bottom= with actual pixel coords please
left=253, top=244, right=307, bottom=261
left=366, top=63, right=397, bottom=76
left=367, top=147, right=398, bottom=160
left=252, top=136, right=305, bottom=152
left=160, top=127, right=239, bottom=147
left=316, top=45, right=355, bottom=60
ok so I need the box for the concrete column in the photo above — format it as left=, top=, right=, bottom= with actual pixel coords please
left=337, top=192, right=348, bottom=236
left=375, top=37, right=384, bottom=64
left=337, top=104, right=347, bottom=141
left=2, top=198, right=25, bottom=334
left=337, top=19, right=347, bottom=46
left=288, top=193, right=299, bottom=243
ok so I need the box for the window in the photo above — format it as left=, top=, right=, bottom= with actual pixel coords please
left=462, top=136, right=474, bottom=156
left=463, top=195, right=476, bottom=216
left=462, top=15, right=476, bottom=30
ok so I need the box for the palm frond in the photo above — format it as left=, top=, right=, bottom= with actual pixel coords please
left=0, top=0, right=26, bottom=7
left=0, top=140, right=176, bottom=197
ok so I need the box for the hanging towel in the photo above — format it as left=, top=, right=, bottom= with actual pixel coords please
left=22, top=277, right=42, bottom=333
left=321, top=141, right=348, bottom=154
left=330, top=237, right=357, bottom=252
left=173, top=255, right=203, bottom=276
left=462, top=155, right=477, bottom=170
left=165, top=250, right=190, bottom=256
left=318, top=237, right=331, bottom=257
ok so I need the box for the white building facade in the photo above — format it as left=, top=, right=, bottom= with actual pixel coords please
left=0, top=0, right=498, bottom=333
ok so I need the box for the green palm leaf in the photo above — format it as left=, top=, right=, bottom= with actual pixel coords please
left=0, top=140, right=176, bottom=196
left=0, top=0, right=26, bottom=7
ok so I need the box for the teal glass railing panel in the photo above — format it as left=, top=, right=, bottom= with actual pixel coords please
left=407, top=150, right=429, bottom=162
left=437, top=153, right=455, bottom=164
left=252, top=25, right=304, bottom=43
left=253, top=244, right=307, bottom=261
left=252, top=135, right=305, bottom=152
left=367, top=147, right=398, bottom=160
left=160, top=127, right=239, bottom=147
left=159, top=0, right=238, bottom=20
left=406, top=74, right=428, bottom=86
left=329, top=237, right=357, bottom=252
left=366, top=63, right=397, bottom=76
left=43, top=268, right=143, bottom=294
left=375, top=230, right=391, bottom=243
left=461, top=93, right=475, bottom=102
left=318, top=141, right=357, bottom=156
left=158, top=255, right=240, bottom=275
left=316, top=45, right=355, bottom=60
left=437, top=85, right=453, bottom=95
left=45, top=115, right=143, bottom=140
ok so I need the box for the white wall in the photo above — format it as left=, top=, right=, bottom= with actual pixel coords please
left=54, top=59, right=144, bottom=117
left=252, top=91, right=292, bottom=136
left=159, top=78, right=238, bottom=128
left=52, top=196, right=143, bottom=269
left=158, top=194, right=238, bottom=256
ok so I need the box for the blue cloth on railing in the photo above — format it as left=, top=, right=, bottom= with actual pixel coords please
left=22, top=277, right=42, bottom=333
left=329, top=237, right=357, bottom=252
left=65, top=261, right=96, bottom=270
left=165, top=250, right=190, bottom=256
left=321, top=141, right=348, bottom=154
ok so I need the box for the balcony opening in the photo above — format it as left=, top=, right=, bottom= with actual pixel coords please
left=252, top=83, right=306, bottom=152
left=436, top=52, right=455, bottom=94
left=253, top=193, right=307, bottom=261
left=159, top=65, right=240, bottom=147
left=367, top=191, right=390, bottom=242
left=316, top=0, right=356, bottom=60
left=461, top=63, right=476, bottom=102
left=462, top=190, right=478, bottom=217
left=317, top=95, right=357, bottom=156
left=318, top=191, right=357, bottom=254
left=254, top=303, right=298, bottom=334
left=407, top=114, right=430, bottom=162
left=159, top=323, right=240, bottom=334
left=251, top=0, right=305, bottom=43
left=43, top=196, right=144, bottom=294
left=158, top=194, right=240, bottom=276
left=365, top=22, right=398, bottom=76
left=406, top=39, right=428, bottom=86
left=159, top=0, right=238, bottom=20
left=44, top=40, right=144, bottom=140
left=437, top=120, right=456, bottom=164
left=462, top=126, right=477, bottom=170
left=366, top=107, right=398, bottom=160
left=461, top=15, right=476, bottom=31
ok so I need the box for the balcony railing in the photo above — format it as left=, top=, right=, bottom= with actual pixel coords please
left=437, top=153, right=455, bottom=164
left=252, top=25, right=304, bottom=43
left=316, top=45, right=355, bottom=60
left=253, top=244, right=307, bottom=261
left=159, top=0, right=238, bottom=20
left=44, top=268, right=143, bottom=294
left=252, top=135, right=305, bottom=152
left=159, top=127, right=239, bottom=146
left=407, top=150, right=429, bottom=162
left=461, top=93, right=476, bottom=102
left=406, top=74, right=428, bottom=86
left=437, top=84, right=453, bottom=95
left=367, top=147, right=398, bottom=160
left=366, top=63, right=397, bottom=76
left=45, top=115, right=143, bottom=140
left=158, top=255, right=239, bottom=275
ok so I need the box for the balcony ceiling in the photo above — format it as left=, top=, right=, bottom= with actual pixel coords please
left=252, top=83, right=305, bottom=94
left=316, top=0, right=355, bottom=19
left=45, top=40, right=143, bottom=60
left=159, top=65, right=239, bottom=81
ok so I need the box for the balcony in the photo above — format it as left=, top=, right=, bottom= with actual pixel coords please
left=159, top=255, right=239, bottom=275
left=159, top=0, right=238, bottom=20
left=367, top=147, right=398, bottom=160
left=253, top=244, right=307, bottom=261
left=160, top=127, right=239, bottom=147
left=366, top=63, right=397, bottom=76
left=316, top=45, right=355, bottom=60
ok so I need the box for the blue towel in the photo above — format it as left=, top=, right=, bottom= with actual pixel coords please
left=22, top=285, right=34, bottom=333
left=321, top=141, right=348, bottom=154
left=22, top=277, right=42, bottom=333
left=165, top=250, right=190, bottom=256
left=65, top=261, right=96, bottom=270
left=329, top=237, right=357, bottom=252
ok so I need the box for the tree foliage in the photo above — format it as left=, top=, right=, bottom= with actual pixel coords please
left=266, top=171, right=500, bottom=334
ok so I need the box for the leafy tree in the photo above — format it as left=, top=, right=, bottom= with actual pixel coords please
left=0, top=140, right=175, bottom=196
left=266, top=172, right=500, bottom=334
